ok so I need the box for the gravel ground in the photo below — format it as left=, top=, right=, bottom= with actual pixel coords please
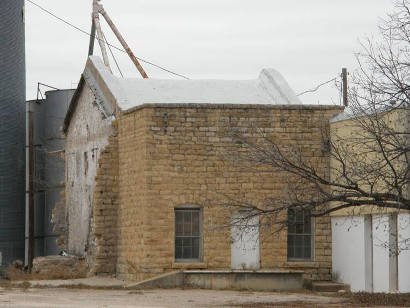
left=0, top=288, right=348, bottom=308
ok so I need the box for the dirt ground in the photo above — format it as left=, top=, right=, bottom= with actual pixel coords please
left=0, top=288, right=349, bottom=308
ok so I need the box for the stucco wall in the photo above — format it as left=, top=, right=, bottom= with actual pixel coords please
left=372, top=215, right=390, bottom=292
left=398, top=213, right=410, bottom=292
left=331, top=216, right=368, bottom=291
left=332, top=213, right=410, bottom=293
left=115, top=105, right=341, bottom=281
left=330, top=109, right=409, bottom=217
left=65, top=84, right=113, bottom=262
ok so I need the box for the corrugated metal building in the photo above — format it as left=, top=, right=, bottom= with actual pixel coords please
left=0, top=0, right=26, bottom=267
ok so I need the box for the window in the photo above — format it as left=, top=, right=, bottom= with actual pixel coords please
left=175, top=208, right=201, bottom=262
left=287, top=209, right=314, bottom=261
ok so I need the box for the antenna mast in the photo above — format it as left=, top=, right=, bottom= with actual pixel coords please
left=90, top=0, right=148, bottom=78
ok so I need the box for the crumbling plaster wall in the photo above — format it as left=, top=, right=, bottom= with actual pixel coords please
left=65, top=84, right=113, bottom=263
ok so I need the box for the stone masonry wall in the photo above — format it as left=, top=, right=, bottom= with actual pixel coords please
left=91, top=121, right=119, bottom=275
left=116, top=110, right=148, bottom=280
left=115, top=104, right=342, bottom=281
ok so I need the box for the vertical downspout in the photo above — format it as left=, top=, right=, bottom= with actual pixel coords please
left=25, top=101, right=29, bottom=267
left=25, top=101, right=34, bottom=271
left=370, top=216, right=374, bottom=292
left=364, top=215, right=374, bottom=292
left=389, top=214, right=399, bottom=292
left=28, top=106, right=34, bottom=271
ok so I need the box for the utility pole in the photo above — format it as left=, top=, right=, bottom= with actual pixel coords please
left=88, top=19, right=96, bottom=56
left=342, top=68, right=348, bottom=107
left=92, top=0, right=111, bottom=70
left=91, top=0, right=148, bottom=79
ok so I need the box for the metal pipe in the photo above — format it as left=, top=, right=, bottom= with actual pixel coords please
left=25, top=101, right=30, bottom=267
left=342, top=68, right=348, bottom=107
left=99, top=6, right=148, bottom=78
left=25, top=100, right=34, bottom=271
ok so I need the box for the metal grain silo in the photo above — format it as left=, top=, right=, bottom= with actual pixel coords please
left=29, top=89, right=74, bottom=258
left=0, top=0, right=26, bottom=267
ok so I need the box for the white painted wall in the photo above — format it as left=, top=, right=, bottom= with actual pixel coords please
left=231, top=213, right=260, bottom=270
left=372, top=215, right=390, bottom=293
left=332, top=216, right=367, bottom=291
left=333, top=213, right=409, bottom=293
left=398, top=213, right=410, bottom=292
left=65, top=84, right=113, bottom=258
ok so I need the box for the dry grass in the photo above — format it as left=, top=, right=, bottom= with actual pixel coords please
left=5, top=264, right=87, bottom=281
left=229, top=292, right=410, bottom=307
left=350, top=292, right=410, bottom=307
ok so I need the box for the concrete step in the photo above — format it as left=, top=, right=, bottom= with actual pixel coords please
left=307, top=281, right=350, bottom=292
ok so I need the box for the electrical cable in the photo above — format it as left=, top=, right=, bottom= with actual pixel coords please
left=101, top=31, right=124, bottom=77
left=26, top=0, right=190, bottom=80
left=297, top=77, right=338, bottom=96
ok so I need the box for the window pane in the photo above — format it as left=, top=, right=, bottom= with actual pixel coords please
left=295, top=245, right=303, bottom=258
left=192, top=244, right=199, bottom=259
left=175, top=246, right=183, bottom=259
left=176, top=222, right=183, bottom=236
left=288, top=221, right=296, bottom=233
left=192, top=212, right=200, bottom=236
left=304, top=218, right=311, bottom=233
left=287, top=209, right=313, bottom=260
left=176, top=211, right=183, bottom=224
left=296, top=210, right=304, bottom=223
left=183, top=246, right=192, bottom=259
left=288, top=209, right=295, bottom=221
left=295, top=235, right=303, bottom=246
left=287, top=234, right=294, bottom=248
left=175, top=209, right=201, bottom=260
left=193, top=237, right=200, bottom=247
left=304, top=242, right=311, bottom=259
left=184, top=211, right=191, bottom=223
left=288, top=246, right=294, bottom=259
left=183, top=223, right=191, bottom=236
left=183, top=237, right=192, bottom=247
left=175, top=238, right=183, bottom=247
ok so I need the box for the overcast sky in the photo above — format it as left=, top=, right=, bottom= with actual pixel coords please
left=26, top=0, right=394, bottom=104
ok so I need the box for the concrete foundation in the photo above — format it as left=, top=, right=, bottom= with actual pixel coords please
left=185, top=270, right=304, bottom=291
left=129, top=270, right=304, bottom=291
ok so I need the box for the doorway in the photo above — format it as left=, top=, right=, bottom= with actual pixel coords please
left=231, top=212, right=260, bottom=270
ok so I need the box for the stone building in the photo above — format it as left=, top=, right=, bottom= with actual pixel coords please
left=59, top=56, right=343, bottom=281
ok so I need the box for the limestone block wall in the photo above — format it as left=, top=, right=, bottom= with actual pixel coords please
left=116, top=110, right=148, bottom=280
left=92, top=121, right=119, bottom=274
left=115, top=104, right=342, bottom=281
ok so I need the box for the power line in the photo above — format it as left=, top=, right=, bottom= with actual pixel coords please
left=102, top=31, right=124, bottom=78
left=26, top=0, right=190, bottom=80
left=297, top=77, right=338, bottom=96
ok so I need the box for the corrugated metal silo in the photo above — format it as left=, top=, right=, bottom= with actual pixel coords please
left=30, top=89, right=74, bottom=257
left=0, top=0, right=26, bottom=266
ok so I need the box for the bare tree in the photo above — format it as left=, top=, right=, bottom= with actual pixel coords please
left=224, top=1, right=410, bottom=243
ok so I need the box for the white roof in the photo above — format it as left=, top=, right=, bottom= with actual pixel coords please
left=86, top=56, right=303, bottom=111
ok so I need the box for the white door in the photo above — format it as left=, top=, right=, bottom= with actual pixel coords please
left=231, top=212, right=260, bottom=270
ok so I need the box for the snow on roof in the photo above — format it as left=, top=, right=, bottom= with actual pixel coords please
left=330, top=106, right=354, bottom=122
left=87, top=56, right=303, bottom=111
